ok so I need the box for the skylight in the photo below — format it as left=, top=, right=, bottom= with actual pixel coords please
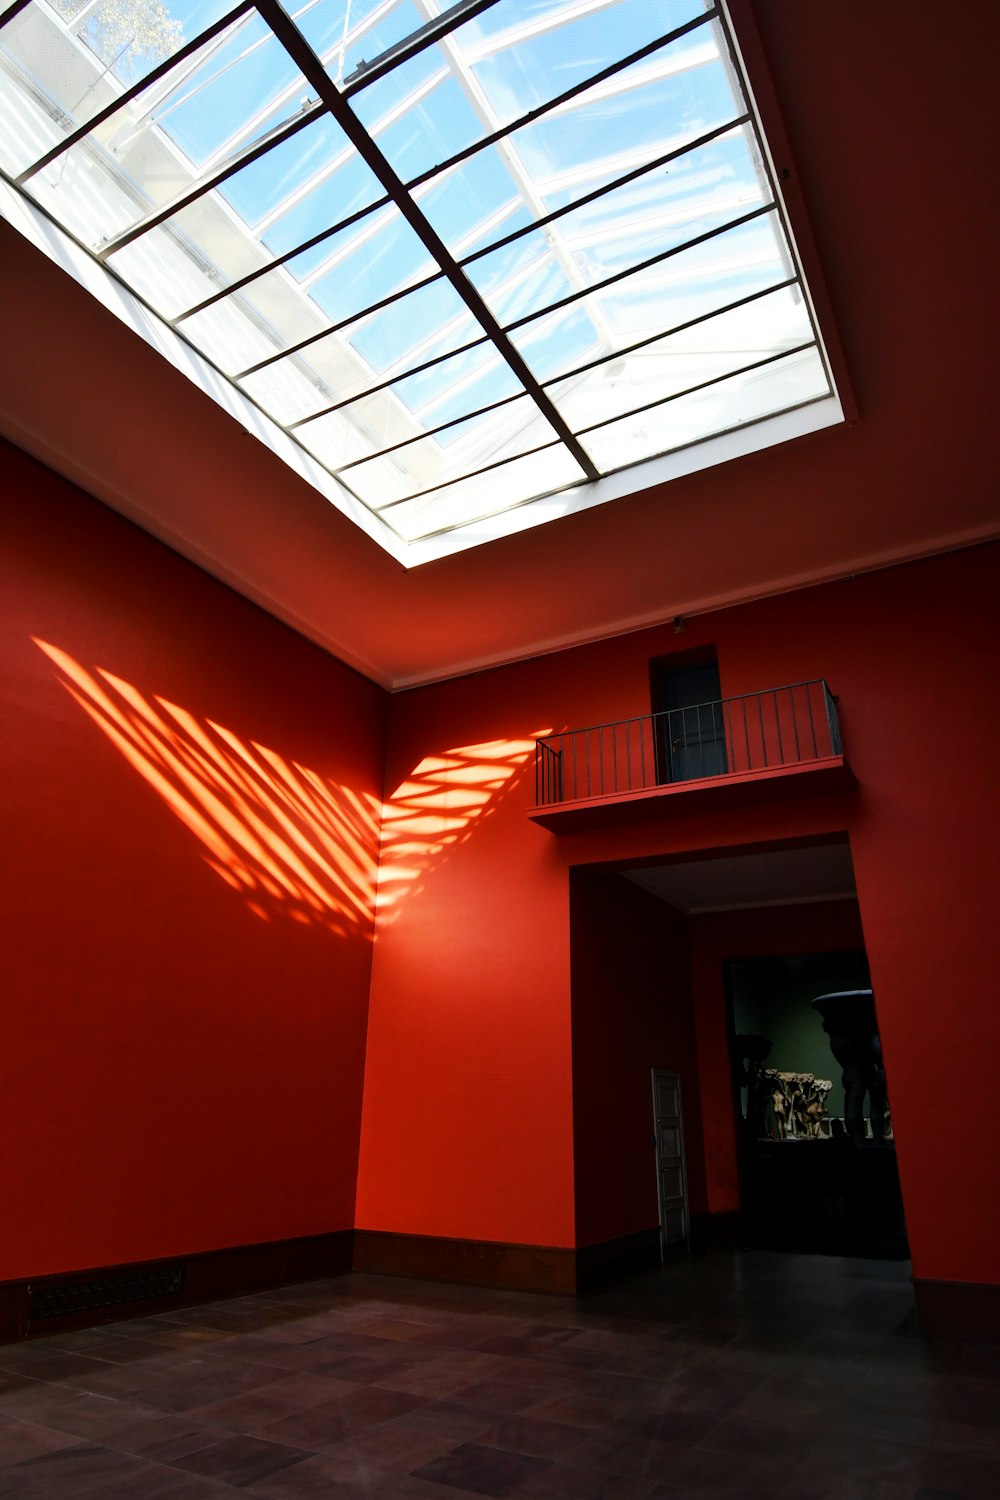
left=0, top=0, right=843, bottom=563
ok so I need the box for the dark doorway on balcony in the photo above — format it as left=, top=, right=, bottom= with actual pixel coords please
left=651, top=653, right=726, bottom=782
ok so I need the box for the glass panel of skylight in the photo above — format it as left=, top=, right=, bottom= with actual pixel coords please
left=380, top=443, right=587, bottom=542
left=0, top=0, right=234, bottom=177
left=510, top=209, right=792, bottom=381
left=176, top=285, right=298, bottom=374
left=387, top=336, right=517, bottom=426
left=336, top=394, right=559, bottom=507
left=493, top=43, right=736, bottom=205
left=295, top=341, right=520, bottom=470
left=580, top=345, right=831, bottom=471
left=211, top=107, right=384, bottom=257
left=238, top=277, right=487, bottom=424
left=107, top=111, right=386, bottom=319
left=178, top=201, right=437, bottom=367
left=350, top=0, right=712, bottom=186
left=293, top=389, right=432, bottom=472
left=548, top=283, right=816, bottom=431
left=22, top=12, right=315, bottom=251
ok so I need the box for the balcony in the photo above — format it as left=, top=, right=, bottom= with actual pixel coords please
left=530, top=680, right=853, bottom=832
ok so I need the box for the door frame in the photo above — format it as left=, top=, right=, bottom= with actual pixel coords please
left=651, top=1067, right=690, bottom=1261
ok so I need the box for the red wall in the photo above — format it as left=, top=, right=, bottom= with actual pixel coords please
left=570, top=868, right=705, bottom=1247
left=0, top=443, right=387, bottom=1278
left=360, top=543, right=1000, bottom=1284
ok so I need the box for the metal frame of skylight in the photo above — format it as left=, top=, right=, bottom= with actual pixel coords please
left=0, top=0, right=843, bottom=559
left=187, top=12, right=749, bottom=405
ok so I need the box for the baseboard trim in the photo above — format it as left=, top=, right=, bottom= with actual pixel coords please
left=354, top=1226, right=667, bottom=1296
left=0, top=1230, right=354, bottom=1344
left=575, top=1228, right=663, bottom=1293
left=353, top=1229, right=577, bottom=1295
left=1, top=1219, right=711, bottom=1342
left=913, top=1277, right=1000, bottom=1342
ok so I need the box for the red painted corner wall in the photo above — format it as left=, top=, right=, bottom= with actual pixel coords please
left=0, top=442, right=387, bottom=1278
left=570, top=868, right=706, bottom=1247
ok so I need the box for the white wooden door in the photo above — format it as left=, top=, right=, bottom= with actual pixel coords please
left=652, top=1068, right=688, bottom=1258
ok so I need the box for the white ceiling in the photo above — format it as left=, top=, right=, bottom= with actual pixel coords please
left=624, top=840, right=856, bottom=914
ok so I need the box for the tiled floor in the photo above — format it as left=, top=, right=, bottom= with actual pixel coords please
left=0, top=1252, right=998, bottom=1499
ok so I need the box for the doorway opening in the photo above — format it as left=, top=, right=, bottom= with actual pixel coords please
left=650, top=650, right=726, bottom=783
left=727, top=950, right=908, bottom=1258
left=570, top=835, right=910, bottom=1284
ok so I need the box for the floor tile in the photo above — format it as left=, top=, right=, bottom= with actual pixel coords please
left=170, top=1432, right=310, bottom=1486
left=410, top=1440, right=551, bottom=1496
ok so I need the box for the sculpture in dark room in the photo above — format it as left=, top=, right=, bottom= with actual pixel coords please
left=811, top=989, right=888, bottom=1143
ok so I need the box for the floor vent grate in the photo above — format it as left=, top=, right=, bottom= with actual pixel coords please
left=30, top=1266, right=186, bottom=1319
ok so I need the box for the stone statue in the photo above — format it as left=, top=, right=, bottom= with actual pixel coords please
left=811, top=989, right=887, bottom=1142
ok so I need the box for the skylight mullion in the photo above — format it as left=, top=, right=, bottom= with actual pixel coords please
left=578, top=345, right=831, bottom=476
left=0, top=0, right=32, bottom=30
left=447, top=0, right=623, bottom=65
left=708, top=24, right=796, bottom=295
left=12, top=2, right=256, bottom=186
left=171, top=191, right=393, bottom=326
left=254, top=0, right=599, bottom=481
left=540, top=276, right=800, bottom=393
left=334, top=388, right=524, bottom=472
left=247, top=58, right=452, bottom=238
left=340, top=0, right=505, bottom=94
left=370, top=437, right=564, bottom=514
left=234, top=265, right=446, bottom=380
left=288, top=333, right=490, bottom=429
left=574, top=343, right=819, bottom=440
left=402, top=6, right=720, bottom=196
left=504, top=202, right=775, bottom=335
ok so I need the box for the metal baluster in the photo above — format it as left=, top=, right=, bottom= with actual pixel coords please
left=824, top=683, right=842, bottom=755
left=790, top=686, right=801, bottom=762
left=806, top=682, right=818, bottom=758
left=774, top=690, right=784, bottom=765
left=757, top=691, right=767, bottom=766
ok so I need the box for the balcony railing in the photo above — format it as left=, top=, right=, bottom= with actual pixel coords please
left=535, top=680, right=842, bottom=807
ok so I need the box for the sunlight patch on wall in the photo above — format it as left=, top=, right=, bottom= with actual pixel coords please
left=376, top=734, right=549, bottom=926
left=34, top=638, right=381, bottom=937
